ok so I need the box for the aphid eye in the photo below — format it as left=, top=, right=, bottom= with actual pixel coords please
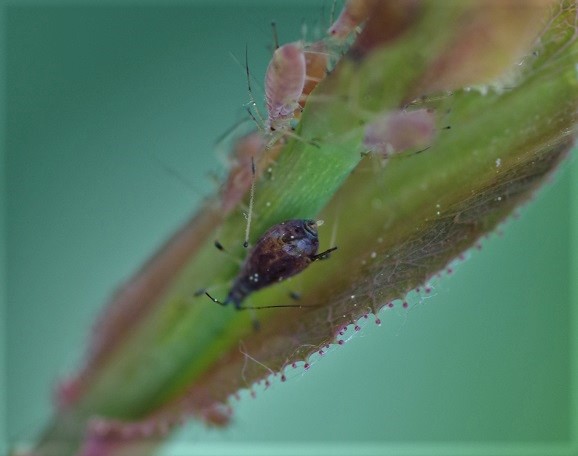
left=281, top=231, right=297, bottom=243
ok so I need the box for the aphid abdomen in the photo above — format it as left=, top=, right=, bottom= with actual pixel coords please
left=265, top=43, right=307, bottom=130
left=226, top=278, right=252, bottom=309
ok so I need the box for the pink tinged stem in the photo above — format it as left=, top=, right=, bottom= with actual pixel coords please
left=265, top=43, right=307, bottom=130
left=54, top=202, right=223, bottom=410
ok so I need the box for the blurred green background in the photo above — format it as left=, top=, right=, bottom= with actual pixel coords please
left=3, top=2, right=576, bottom=455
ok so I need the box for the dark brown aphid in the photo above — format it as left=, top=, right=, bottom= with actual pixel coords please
left=207, top=219, right=337, bottom=310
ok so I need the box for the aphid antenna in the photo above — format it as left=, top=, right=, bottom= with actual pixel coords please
left=147, top=154, right=206, bottom=197
left=243, top=156, right=256, bottom=248
left=329, top=0, right=338, bottom=26
left=213, top=116, right=249, bottom=147
left=244, top=45, right=267, bottom=128
left=374, top=145, right=433, bottom=162
left=300, top=21, right=309, bottom=44
left=228, top=50, right=265, bottom=99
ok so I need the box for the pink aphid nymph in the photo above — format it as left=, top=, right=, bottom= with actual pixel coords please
left=264, top=42, right=307, bottom=133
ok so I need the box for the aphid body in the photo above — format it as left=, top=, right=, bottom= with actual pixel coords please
left=222, top=219, right=333, bottom=309
left=294, top=40, right=329, bottom=120
left=363, top=108, right=436, bottom=157
left=265, top=42, right=307, bottom=132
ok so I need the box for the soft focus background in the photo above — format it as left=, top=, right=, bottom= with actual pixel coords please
left=3, top=2, right=576, bottom=455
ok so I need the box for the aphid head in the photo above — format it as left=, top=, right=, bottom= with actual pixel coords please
left=280, top=219, right=319, bottom=257
left=302, top=219, right=318, bottom=238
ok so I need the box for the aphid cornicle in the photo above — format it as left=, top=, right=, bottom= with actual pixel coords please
left=207, top=219, right=337, bottom=310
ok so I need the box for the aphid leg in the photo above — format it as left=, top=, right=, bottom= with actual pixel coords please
left=251, top=314, right=261, bottom=332
left=213, top=240, right=243, bottom=265
left=148, top=154, right=206, bottom=197
left=311, top=246, right=338, bottom=261
left=289, top=291, right=302, bottom=301
left=245, top=46, right=266, bottom=128
left=193, top=288, right=207, bottom=297
left=246, top=107, right=266, bottom=132
left=263, top=128, right=320, bottom=152
left=213, top=117, right=256, bottom=167
left=205, top=292, right=228, bottom=306
left=271, top=21, right=280, bottom=50
left=243, top=156, right=256, bottom=248
left=214, top=240, right=226, bottom=252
